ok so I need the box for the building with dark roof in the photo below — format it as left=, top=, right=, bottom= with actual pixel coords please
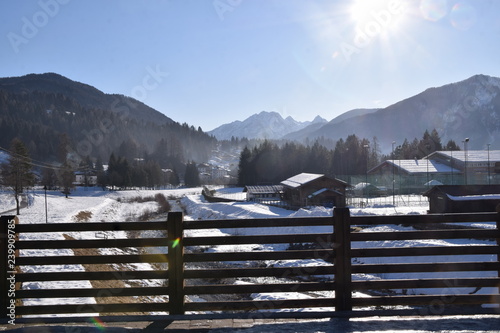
left=243, top=185, right=284, bottom=203
left=423, top=185, right=500, bottom=213
left=280, top=173, right=349, bottom=208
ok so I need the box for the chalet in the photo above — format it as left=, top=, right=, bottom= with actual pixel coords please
left=422, top=185, right=500, bottom=213
left=244, top=185, right=283, bottom=203
left=281, top=173, right=349, bottom=208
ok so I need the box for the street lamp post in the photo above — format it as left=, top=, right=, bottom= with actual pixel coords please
left=392, top=141, right=396, bottom=206
left=487, top=143, right=491, bottom=185
left=450, top=149, right=453, bottom=185
left=364, top=144, right=369, bottom=201
left=463, top=138, right=469, bottom=185
left=43, top=185, right=48, bottom=223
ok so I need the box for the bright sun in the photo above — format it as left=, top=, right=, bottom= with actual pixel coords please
left=349, top=0, right=407, bottom=32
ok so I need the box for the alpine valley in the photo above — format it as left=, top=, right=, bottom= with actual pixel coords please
left=212, top=74, right=500, bottom=152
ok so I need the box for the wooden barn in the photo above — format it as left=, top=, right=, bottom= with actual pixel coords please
left=423, top=185, right=500, bottom=213
left=281, top=173, right=349, bottom=208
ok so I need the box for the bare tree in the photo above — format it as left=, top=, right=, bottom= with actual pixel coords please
left=1, top=138, right=35, bottom=215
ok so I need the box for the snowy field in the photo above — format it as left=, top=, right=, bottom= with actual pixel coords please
left=1, top=187, right=499, bottom=331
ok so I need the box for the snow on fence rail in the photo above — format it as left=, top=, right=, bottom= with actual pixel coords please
left=1, top=209, right=500, bottom=324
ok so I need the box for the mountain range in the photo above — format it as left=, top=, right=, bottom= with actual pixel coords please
left=211, top=74, right=500, bottom=152
left=208, top=111, right=327, bottom=140
left=1, top=72, right=499, bottom=166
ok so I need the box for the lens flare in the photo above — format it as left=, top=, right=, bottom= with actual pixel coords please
left=89, top=317, right=106, bottom=330
left=420, top=0, right=448, bottom=22
left=450, top=3, right=477, bottom=31
left=172, top=237, right=181, bottom=248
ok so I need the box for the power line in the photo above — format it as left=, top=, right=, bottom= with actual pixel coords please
left=0, top=146, right=66, bottom=171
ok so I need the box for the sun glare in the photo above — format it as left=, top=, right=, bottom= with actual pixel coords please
left=349, top=0, right=407, bottom=33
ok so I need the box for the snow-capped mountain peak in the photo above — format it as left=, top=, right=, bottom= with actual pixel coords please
left=208, top=111, right=326, bottom=140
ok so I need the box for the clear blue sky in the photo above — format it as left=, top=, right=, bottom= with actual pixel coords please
left=1, top=0, right=499, bottom=131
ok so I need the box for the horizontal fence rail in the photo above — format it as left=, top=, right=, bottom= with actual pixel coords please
left=1, top=208, right=500, bottom=323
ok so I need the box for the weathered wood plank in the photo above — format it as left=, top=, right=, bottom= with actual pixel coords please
left=17, top=254, right=168, bottom=266
left=184, top=249, right=333, bottom=262
left=351, top=229, right=499, bottom=242
left=167, top=212, right=185, bottom=315
left=16, top=287, right=169, bottom=299
left=351, top=212, right=498, bottom=226
left=352, top=277, right=500, bottom=290
left=16, top=270, right=168, bottom=282
left=16, top=302, right=170, bottom=315
left=184, top=266, right=335, bottom=279
left=334, top=207, right=352, bottom=311
left=184, top=233, right=332, bottom=246
left=16, top=238, right=169, bottom=249
left=16, top=221, right=168, bottom=233
left=184, top=217, right=332, bottom=230
left=184, top=298, right=337, bottom=312
left=351, top=245, right=498, bottom=258
left=352, top=294, right=500, bottom=307
left=352, top=262, right=499, bottom=274
left=184, top=282, right=335, bottom=295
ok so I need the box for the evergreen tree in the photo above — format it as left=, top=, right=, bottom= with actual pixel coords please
left=61, top=161, right=74, bottom=198
left=444, top=139, right=461, bottom=151
left=184, top=161, right=200, bottom=187
left=167, top=169, right=180, bottom=187
left=237, top=147, right=253, bottom=186
left=1, top=138, right=35, bottom=214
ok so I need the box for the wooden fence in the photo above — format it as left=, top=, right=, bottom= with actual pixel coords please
left=1, top=208, right=500, bottom=323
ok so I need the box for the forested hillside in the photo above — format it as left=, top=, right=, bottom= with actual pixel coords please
left=0, top=73, right=216, bottom=168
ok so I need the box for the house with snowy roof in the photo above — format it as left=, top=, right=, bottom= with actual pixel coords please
left=368, top=158, right=461, bottom=193
left=368, top=159, right=460, bottom=177
left=423, top=185, right=500, bottom=213
left=426, top=150, right=500, bottom=184
left=280, top=173, right=349, bottom=208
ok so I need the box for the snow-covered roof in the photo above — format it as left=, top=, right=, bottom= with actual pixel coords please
left=308, top=188, right=343, bottom=198
left=430, top=150, right=500, bottom=163
left=424, top=179, right=443, bottom=186
left=281, top=173, right=323, bottom=188
left=353, top=182, right=375, bottom=190
left=386, top=159, right=460, bottom=174
left=244, top=185, right=283, bottom=194
left=447, top=194, right=500, bottom=201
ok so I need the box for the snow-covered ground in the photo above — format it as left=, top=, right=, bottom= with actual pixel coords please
left=1, top=187, right=499, bottom=319
left=1, top=187, right=203, bottom=317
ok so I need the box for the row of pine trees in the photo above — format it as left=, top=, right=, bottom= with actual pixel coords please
left=237, top=129, right=461, bottom=186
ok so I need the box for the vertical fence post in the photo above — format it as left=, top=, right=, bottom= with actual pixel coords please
left=496, top=212, right=500, bottom=305
left=333, top=207, right=352, bottom=312
left=0, top=216, right=17, bottom=321
left=167, top=212, right=185, bottom=315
